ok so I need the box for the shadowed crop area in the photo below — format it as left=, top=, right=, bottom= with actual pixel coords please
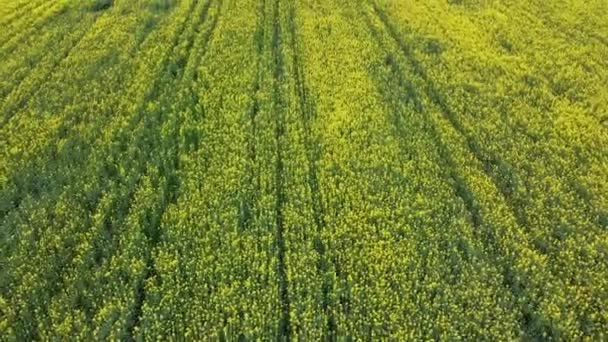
left=1, top=0, right=607, bottom=339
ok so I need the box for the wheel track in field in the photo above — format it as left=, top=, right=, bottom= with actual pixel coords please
left=1, top=0, right=219, bottom=336
left=27, top=0, right=217, bottom=336
left=0, top=0, right=198, bottom=223
left=367, top=0, right=606, bottom=262
left=52, top=0, right=216, bottom=329
left=286, top=2, right=337, bottom=339
left=360, top=5, right=485, bottom=233
left=360, top=1, right=604, bottom=338
left=369, top=0, right=608, bottom=282
left=357, top=3, right=554, bottom=339
left=43, top=0, right=209, bottom=331
left=271, top=0, right=291, bottom=338
left=239, top=0, right=265, bottom=234
left=124, top=0, right=223, bottom=338
left=0, top=10, right=105, bottom=127
left=365, top=2, right=530, bottom=229
left=368, top=2, right=608, bottom=243
left=0, top=6, right=160, bottom=229
left=76, top=0, right=220, bottom=333
left=1, top=3, right=176, bottom=128
left=0, top=1, right=63, bottom=55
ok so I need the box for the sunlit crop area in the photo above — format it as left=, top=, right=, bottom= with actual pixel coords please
left=1, top=0, right=607, bottom=339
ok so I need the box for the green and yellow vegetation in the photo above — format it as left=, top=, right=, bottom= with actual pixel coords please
left=1, top=0, right=606, bottom=339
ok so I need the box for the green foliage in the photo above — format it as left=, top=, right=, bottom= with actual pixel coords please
left=90, top=0, right=113, bottom=12
left=0, top=0, right=606, bottom=340
left=149, top=0, right=177, bottom=12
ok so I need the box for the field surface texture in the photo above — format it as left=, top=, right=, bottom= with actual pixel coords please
left=1, top=0, right=607, bottom=340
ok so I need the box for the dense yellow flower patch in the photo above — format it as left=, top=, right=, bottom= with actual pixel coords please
left=0, top=0, right=605, bottom=339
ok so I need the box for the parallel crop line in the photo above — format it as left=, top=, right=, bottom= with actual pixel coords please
left=124, top=0, right=223, bottom=338
left=1, top=12, right=104, bottom=127
left=360, top=3, right=513, bottom=332
left=0, top=1, right=199, bottom=224
left=287, top=1, right=337, bottom=339
left=14, top=0, right=210, bottom=336
left=0, top=0, right=48, bottom=32
left=271, top=0, right=291, bottom=338
left=0, top=1, right=61, bottom=54
left=50, top=0, right=210, bottom=333
left=361, top=2, right=565, bottom=338
left=239, top=0, right=266, bottom=233
left=42, top=0, right=212, bottom=334
left=367, top=1, right=530, bottom=232
left=369, top=2, right=607, bottom=260
left=0, top=4, right=204, bottom=336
